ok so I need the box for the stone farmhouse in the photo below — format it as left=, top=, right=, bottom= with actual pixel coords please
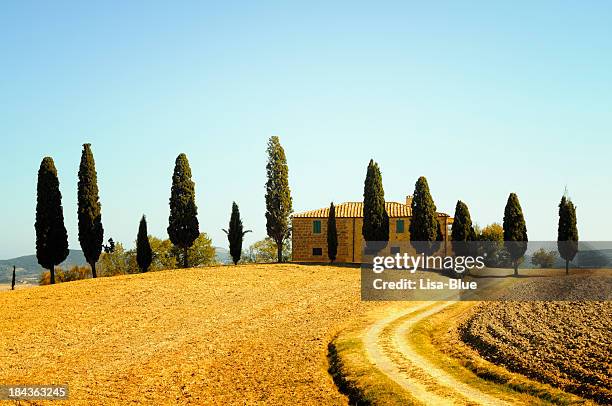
left=291, top=196, right=453, bottom=263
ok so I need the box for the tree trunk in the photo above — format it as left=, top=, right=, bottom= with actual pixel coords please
left=50, top=265, right=56, bottom=284
left=183, top=247, right=189, bottom=268
left=513, top=260, right=518, bottom=277
left=566, top=259, right=569, bottom=275
left=11, top=265, right=16, bottom=290
left=277, top=241, right=283, bottom=263
left=91, top=262, right=97, bottom=278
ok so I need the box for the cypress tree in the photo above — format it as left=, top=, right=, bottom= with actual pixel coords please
left=78, top=144, right=104, bottom=278
left=558, top=195, right=578, bottom=275
left=222, top=202, right=251, bottom=265
left=35, top=157, right=69, bottom=284
left=265, top=136, right=293, bottom=262
left=168, top=153, right=200, bottom=268
left=136, top=215, right=153, bottom=272
left=327, top=202, right=338, bottom=262
left=362, top=160, right=389, bottom=250
left=503, top=193, right=528, bottom=276
left=451, top=200, right=476, bottom=256
left=409, top=176, right=439, bottom=256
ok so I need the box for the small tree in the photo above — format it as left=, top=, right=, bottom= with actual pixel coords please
left=451, top=200, right=476, bottom=257
left=558, top=195, right=578, bottom=275
left=265, top=136, right=293, bottom=262
left=78, top=144, right=104, bottom=278
left=362, top=160, right=389, bottom=250
left=168, top=153, right=200, bottom=268
left=327, top=202, right=338, bottom=262
left=409, top=176, right=440, bottom=257
left=137, top=215, right=153, bottom=272
left=503, top=193, right=528, bottom=276
left=531, top=248, right=557, bottom=268
left=222, top=202, right=251, bottom=265
left=476, top=223, right=511, bottom=267
left=35, top=157, right=69, bottom=284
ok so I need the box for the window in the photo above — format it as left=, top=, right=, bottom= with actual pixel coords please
left=396, top=219, right=405, bottom=233
left=312, top=247, right=323, bottom=256
left=313, top=220, right=322, bottom=234
left=390, top=246, right=401, bottom=255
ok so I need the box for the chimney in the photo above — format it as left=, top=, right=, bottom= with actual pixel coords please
left=406, top=195, right=413, bottom=207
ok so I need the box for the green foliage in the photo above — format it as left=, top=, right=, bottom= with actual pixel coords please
left=98, top=242, right=137, bottom=276
left=39, top=265, right=90, bottom=285
left=503, top=193, right=528, bottom=275
left=148, top=236, right=177, bottom=271
left=327, top=202, right=338, bottom=262
left=172, top=233, right=217, bottom=268
left=265, top=136, right=293, bottom=262
left=35, top=157, right=69, bottom=284
left=103, top=238, right=115, bottom=253
left=475, top=223, right=511, bottom=267
left=167, top=153, right=200, bottom=267
left=409, top=176, right=440, bottom=256
left=557, top=195, right=578, bottom=274
left=222, top=202, right=251, bottom=265
left=136, top=215, right=153, bottom=272
left=451, top=200, right=476, bottom=256
left=243, top=237, right=292, bottom=263
left=78, top=143, right=104, bottom=278
left=362, top=160, right=389, bottom=248
left=531, top=248, right=557, bottom=268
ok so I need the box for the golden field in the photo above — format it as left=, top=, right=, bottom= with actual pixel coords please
left=0, top=264, right=382, bottom=405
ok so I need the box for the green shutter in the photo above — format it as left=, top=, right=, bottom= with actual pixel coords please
left=396, top=219, right=404, bottom=233
left=313, top=220, right=321, bottom=234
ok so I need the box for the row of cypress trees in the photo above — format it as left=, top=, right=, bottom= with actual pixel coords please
left=35, top=144, right=103, bottom=284
left=451, top=193, right=578, bottom=275
left=356, top=160, right=579, bottom=275
left=35, top=137, right=295, bottom=283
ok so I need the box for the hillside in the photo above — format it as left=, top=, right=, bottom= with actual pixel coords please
left=0, top=250, right=87, bottom=284
left=0, top=264, right=378, bottom=404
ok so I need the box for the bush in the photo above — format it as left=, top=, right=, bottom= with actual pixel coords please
left=531, top=248, right=557, bottom=268
left=242, top=237, right=292, bottom=263
left=39, top=265, right=91, bottom=285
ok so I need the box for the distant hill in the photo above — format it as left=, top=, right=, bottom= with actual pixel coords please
left=0, top=250, right=87, bottom=284
left=1, top=247, right=233, bottom=284
left=214, top=247, right=232, bottom=264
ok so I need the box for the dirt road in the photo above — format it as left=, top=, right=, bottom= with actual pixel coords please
left=364, top=301, right=511, bottom=406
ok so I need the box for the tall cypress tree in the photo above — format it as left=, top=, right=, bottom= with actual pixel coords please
left=451, top=200, right=476, bottom=256
left=265, top=136, right=292, bottom=262
left=136, top=215, right=153, bottom=272
left=327, top=202, right=338, bottom=262
left=78, top=144, right=103, bottom=278
left=223, top=202, right=251, bottom=265
left=35, top=157, right=69, bottom=284
left=503, top=193, right=528, bottom=276
left=558, top=195, right=578, bottom=275
left=409, top=176, right=439, bottom=256
left=362, top=160, right=389, bottom=250
left=168, top=153, right=199, bottom=268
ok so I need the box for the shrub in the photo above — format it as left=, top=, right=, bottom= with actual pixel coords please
left=531, top=248, right=557, bottom=268
left=39, top=265, right=91, bottom=285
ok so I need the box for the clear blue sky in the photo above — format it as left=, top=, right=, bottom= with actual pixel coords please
left=1, top=1, right=611, bottom=258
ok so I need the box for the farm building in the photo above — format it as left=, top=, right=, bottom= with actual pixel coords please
left=291, top=196, right=452, bottom=263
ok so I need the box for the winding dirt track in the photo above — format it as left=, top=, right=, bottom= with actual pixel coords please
left=364, top=301, right=510, bottom=406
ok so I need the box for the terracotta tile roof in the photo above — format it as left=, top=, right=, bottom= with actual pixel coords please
left=292, top=202, right=450, bottom=218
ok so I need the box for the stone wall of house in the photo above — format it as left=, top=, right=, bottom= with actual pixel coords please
left=292, top=215, right=451, bottom=263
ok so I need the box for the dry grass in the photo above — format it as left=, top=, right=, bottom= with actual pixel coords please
left=0, top=264, right=382, bottom=405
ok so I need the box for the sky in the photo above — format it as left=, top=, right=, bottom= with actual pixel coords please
left=1, top=1, right=611, bottom=259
